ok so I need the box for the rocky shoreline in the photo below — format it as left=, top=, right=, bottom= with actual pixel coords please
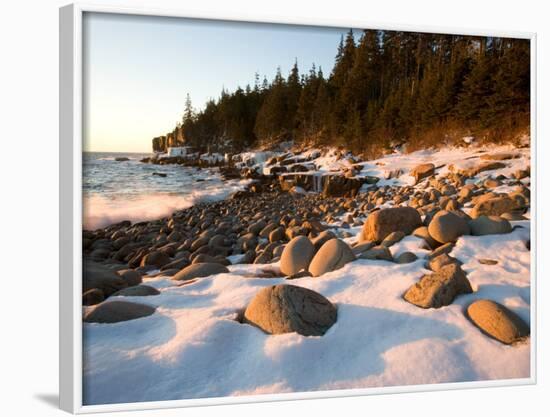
left=83, top=147, right=531, bottom=345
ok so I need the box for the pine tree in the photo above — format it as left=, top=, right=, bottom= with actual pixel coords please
left=165, top=30, right=529, bottom=153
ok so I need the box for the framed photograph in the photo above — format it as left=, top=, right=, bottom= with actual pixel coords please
left=60, top=2, right=536, bottom=413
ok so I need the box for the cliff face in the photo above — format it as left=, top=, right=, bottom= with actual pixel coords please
left=152, top=126, right=185, bottom=152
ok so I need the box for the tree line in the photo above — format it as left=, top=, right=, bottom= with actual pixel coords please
left=158, top=29, right=529, bottom=154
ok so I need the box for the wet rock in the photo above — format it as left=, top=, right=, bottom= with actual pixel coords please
left=280, top=236, right=315, bottom=276
left=243, top=284, right=337, bottom=336
left=467, top=299, right=529, bottom=344
left=309, top=238, right=355, bottom=276
left=403, top=264, right=472, bottom=308
left=361, top=207, right=422, bottom=243
left=84, top=300, right=156, bottom=323
left=172, top=262, right=229, bottom=281
left=469, top=215, right=512, bottom=236
left=428, top=210, right=470, bottom=244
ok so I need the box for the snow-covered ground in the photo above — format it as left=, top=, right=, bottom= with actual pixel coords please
left=241, top=143, right=530, bottom=189
left=83, top=224, right=530, bottom=405
left=83, top=142, right=532, bottom=405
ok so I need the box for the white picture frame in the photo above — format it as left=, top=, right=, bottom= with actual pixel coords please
left=59, top=2, right=537, bottom=413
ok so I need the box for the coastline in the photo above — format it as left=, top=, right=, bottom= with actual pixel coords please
left=82, top=142, right=531, bottom=404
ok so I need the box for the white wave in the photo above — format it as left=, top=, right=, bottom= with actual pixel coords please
left=83, top=179, right=252, bottom=230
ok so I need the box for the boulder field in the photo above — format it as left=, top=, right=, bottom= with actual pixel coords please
left=82, top=152, right=530, bottom=345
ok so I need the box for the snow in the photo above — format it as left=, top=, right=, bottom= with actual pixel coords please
left=83, top=226, right=531, bottom=405
left=236, top=143, right=530, bottom=192
left=83, top=142, right=531, bottom=405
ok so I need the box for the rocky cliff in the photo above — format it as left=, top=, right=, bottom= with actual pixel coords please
left=152, top=125, right=186, bottom=152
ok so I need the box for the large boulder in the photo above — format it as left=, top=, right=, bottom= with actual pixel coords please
left=361, top=207, right=422, bottom=243
left=428, top=210, right=470, bottom=244
left=243, top=284, right=337, bottom=336
left=309, top=238, right=356, bottom=277
left=84, top=300, right=156, bottom=323
left=404, top=264, right=473, bottom=308
left=280, top=236, right=315, bottom=276
left=83, top=261, right=128, bottom=296
left=469, top=215, right=512, bottom=236
left=410, top=163, right=435, bottom=184
left=471, top=196, right=524, bottom=218
left=467, top=299, right=529, bottom=344
left=172, top=262, right=229, bottom=281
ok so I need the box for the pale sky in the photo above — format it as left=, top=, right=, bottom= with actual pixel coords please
left=83, top=12, right=349, bottom=152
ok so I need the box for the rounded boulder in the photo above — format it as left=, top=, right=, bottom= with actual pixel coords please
left=309, top=238, right=356, bottom=277
left=469, top=215, right=512, bottom=236
left=172, top=262, right=229, bottom=281
left=467, top=299, right=529, bottom=344
left=280, top=236, right=315, bottom=276
left=243, top=284, right=337, bottom=336
left=361, top=207, right=422, bottom=243
left=428, top=210, right=470, bottom=244
left=84, top=300, right=156, bottom=323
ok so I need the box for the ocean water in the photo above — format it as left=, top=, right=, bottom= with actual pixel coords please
left=83, top=152, right=251, bottom=230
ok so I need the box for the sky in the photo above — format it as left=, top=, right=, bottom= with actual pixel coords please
left=83, top=12, right=350, bottom=152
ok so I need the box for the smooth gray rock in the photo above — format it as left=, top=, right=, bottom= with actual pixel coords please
left=243, top=284, right=337, bottom=336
